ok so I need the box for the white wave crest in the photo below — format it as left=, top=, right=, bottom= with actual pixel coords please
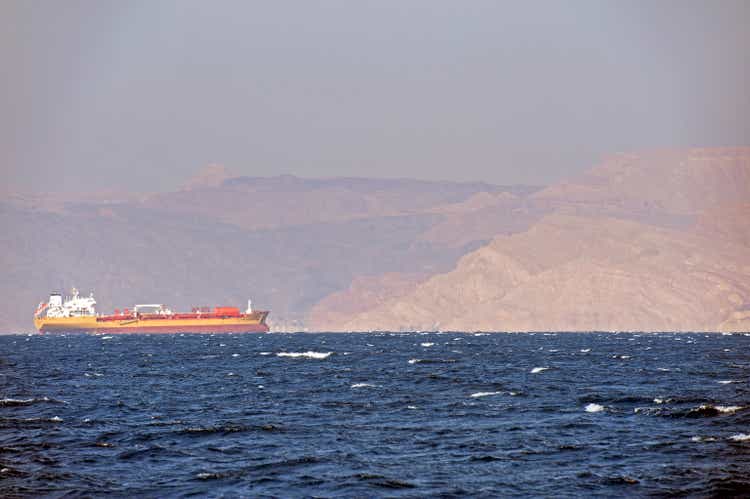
left=714, top=405, right=744, bottom=414
left=420, top=342, right=434, bottom=347
left=351, top=383, right=378, bottom=388
left=717, top=380, right=735, bottom=384
left=530, top=367, right=549, bottom=374
left=0, top=398, right=33, bottom=404
left=585, top=403, right=605, bottom=413
left=729, top=433, right=750, bottom=441
left=408, top=359, right=419, bottom=364
left=691, top=436, right=717, bottom=442
left=470, top=391, right=502, bottom=398
left=276, top=351, right=331, bottom=359
left=580, top=348, right=591, bottom=353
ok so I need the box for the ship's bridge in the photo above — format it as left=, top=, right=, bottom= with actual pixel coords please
left=44, top=288, right=96, bottom=318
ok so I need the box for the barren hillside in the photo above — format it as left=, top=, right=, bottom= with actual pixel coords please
left=309, top=149, right=750, bottom=332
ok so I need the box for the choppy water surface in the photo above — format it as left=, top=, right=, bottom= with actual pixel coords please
left=1, top=332, right=749, bottom=497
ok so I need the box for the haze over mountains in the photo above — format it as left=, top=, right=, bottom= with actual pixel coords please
left=311, top=148, right=750, bottom=332
left=0, top=170, right=539, bottom=332
left=2, top=147, right=748, bottom=332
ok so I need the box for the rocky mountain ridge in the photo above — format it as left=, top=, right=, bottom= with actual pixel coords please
left=308, top=148, right=750, bottom=332
left=3, top=148, right=747, bottom=332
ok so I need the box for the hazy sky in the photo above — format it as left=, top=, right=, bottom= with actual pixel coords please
left=2, top=0, right=748, bottom=192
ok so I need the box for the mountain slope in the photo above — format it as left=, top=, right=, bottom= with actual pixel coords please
left=319, top=213, right=749, bottom=331
left=309, top=148, right=750, bottom=332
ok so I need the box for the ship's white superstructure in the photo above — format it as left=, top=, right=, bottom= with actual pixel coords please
left=133, top=304, right=173, bottom=315
left=41, top=288, right=96, bottom=318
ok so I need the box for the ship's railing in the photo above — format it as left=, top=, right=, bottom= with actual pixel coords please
left=95, top=311, right=269, bottom=321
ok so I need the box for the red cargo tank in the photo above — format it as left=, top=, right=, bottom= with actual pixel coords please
left=214, top=306, right=240, bottom=316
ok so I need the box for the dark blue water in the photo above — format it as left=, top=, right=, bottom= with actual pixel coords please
left=1, top=332, right=749, bottom=497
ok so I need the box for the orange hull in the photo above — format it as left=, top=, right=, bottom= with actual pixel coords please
left=71, top=324, right=268, bottom=334
left=35, top=311, right=270, bottom=334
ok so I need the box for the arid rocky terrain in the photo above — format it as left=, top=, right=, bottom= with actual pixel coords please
left=2, top=148, right=748, bottom=332
left=309, top=148, right=750, bottom=332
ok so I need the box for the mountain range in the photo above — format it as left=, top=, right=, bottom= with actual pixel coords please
left=310, top=148, right=750, bottom=332
left=1, top=147, right=747, bottom=332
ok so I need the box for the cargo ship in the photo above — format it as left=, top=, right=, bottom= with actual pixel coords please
left=33, top=289, right=269, bottom=334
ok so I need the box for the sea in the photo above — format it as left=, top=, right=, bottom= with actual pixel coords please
left=1, top=332, right=749, bottom=497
